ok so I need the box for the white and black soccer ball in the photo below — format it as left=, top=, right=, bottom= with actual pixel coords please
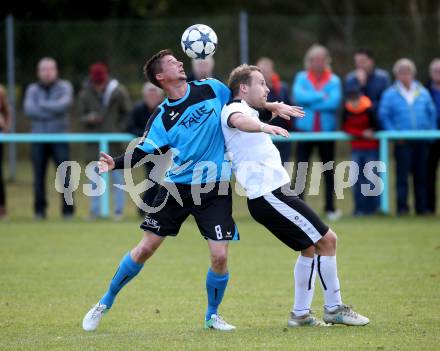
left=181, top=24, right=218, bottom=60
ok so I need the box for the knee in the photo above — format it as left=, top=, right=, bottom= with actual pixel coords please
left=325, top=230, right=338, bottom=249
left=317, top=229, right=337, bottom=254
left=211, top=251, right=228, bottom=271
left=134, top=240, right=158, bottom=261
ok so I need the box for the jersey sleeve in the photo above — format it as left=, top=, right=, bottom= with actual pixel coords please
left=136, top=107, right=170, bottom=154
left=221, top=102, right=249, bottom=129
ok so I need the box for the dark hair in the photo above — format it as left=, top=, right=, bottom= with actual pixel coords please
left=227, top=64, right=262, bottom=97
left=143, top=49, right=174, bottom=88
left=355, top=48, right=375, bottom=60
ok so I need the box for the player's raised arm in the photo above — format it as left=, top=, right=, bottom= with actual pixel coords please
left=228, top=112, right=289, bottom=137
left=264, top=101, right=305, bottom=120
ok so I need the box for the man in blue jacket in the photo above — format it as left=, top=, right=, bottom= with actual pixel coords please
left=379, top=58, right=436, bottom=215
left=292, top=45, right=342, bottom=220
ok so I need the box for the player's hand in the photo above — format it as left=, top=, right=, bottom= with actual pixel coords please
left=261, top=124, right=289, bottom=138
left=269, top=102, right=305, bottom=120
left=97, top=152, right=115, bottom=173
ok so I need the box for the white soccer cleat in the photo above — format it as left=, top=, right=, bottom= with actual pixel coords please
left=82, top=303, right=108, bottom=331
left=204, top=314, right=236, bottom=331
left=323, top=304, right=370, bottom=326
left=287, top=311, right=329, bottom=327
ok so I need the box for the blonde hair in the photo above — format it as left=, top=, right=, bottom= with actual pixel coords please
left=256, top=57, right=273, bottom=68
left=227, top=64, right=261, bottom=97
left=304, top=44, right=331, bottom=69
left=429, top=58, right=440, bottom=75
left=37, top=57, right=57, bottom=70
left=393, top=58, right=416, bottom=76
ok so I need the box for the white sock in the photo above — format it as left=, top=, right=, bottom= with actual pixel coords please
left=293, top=255, right=316, bottom=316
left=316, top=255, right=342, bottom=311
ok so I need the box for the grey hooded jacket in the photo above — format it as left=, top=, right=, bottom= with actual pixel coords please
left=23, top=79, right=73, bottom=133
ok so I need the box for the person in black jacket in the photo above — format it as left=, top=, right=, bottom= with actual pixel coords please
left=128, top=82, right=164, bottom=215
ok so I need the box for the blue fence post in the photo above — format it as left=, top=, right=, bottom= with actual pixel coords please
left=379, top=135, right=390, bottom=214
left=99, top=138, right=110, bottom=218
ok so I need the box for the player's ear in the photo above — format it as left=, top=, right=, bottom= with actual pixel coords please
left=239, top=83, right=248, bottom=94
left=156, top=72, right=164, bottom=85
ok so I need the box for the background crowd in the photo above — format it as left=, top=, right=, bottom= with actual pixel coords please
left=0, top=44, right=439, bottom=221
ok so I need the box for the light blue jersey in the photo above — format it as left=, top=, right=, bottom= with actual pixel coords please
left=137, top=79, right=231, bottom=184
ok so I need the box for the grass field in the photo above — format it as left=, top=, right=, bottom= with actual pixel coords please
left=1, top=215, right=440, bottom=350
left=1, top=160, right=440, bottom=349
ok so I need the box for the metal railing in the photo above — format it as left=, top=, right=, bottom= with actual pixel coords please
left=0, top=133, right=132, bottom=217
left=2, top=131, right=440, bottom=216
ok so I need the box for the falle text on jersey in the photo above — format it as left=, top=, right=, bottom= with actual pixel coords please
left=177, top=105, right=217, bottom=129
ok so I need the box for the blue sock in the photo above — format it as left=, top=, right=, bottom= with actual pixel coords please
left=205, top=268, right=229, bottom=321
left=99, top=253, right=144, bottom=308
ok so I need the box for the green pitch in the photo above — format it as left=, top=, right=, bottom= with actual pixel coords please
left=1, top=216, right=439, bottom=350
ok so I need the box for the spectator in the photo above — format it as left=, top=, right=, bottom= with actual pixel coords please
left=78, top=62, right=131, bottom=220
left=342, top=83, right=379, bottom=215
left=292, top=44, right=342, bottom=220
left=186, top=56, right=216, bottom=81
left=0, top=85, right=12, bottom=220
left=127, top=82, right=163, bottom=215
left=379, top=58, right=437, bottom=215
left=23, top=57, right=74, bottom=220
left=257, top=57, right=292, bottom=164
left=345, top=49, right=391, bottom=114
left=426, top=58, right=440, bottom=214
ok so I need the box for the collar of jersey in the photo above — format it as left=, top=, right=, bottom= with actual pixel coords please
left=240, top=99, right=258, bottom=114
left=166, top=84, right=191, bottom=106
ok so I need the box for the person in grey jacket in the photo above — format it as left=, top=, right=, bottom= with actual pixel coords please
left=23, top=57, right=74, bottom=219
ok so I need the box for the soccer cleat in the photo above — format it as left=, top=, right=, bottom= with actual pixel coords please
left=204, top=314, right=236, bottom=331
left=323, top=304, right=370, bottom=326
left=82, top=303, right=109, bottom=331
left=287, top=311, right=329, bottom=327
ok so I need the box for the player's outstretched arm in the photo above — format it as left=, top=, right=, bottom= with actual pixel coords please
left=98, top=147, right=149, bottom=173
left=264, top=102, right=305, bottom=120
left=229, top=113, right=289, bottom=137
left=97, top=152, right=115, bottom=174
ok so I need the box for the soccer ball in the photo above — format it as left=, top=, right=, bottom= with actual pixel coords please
left=181, top=24, right=218, bottom=60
